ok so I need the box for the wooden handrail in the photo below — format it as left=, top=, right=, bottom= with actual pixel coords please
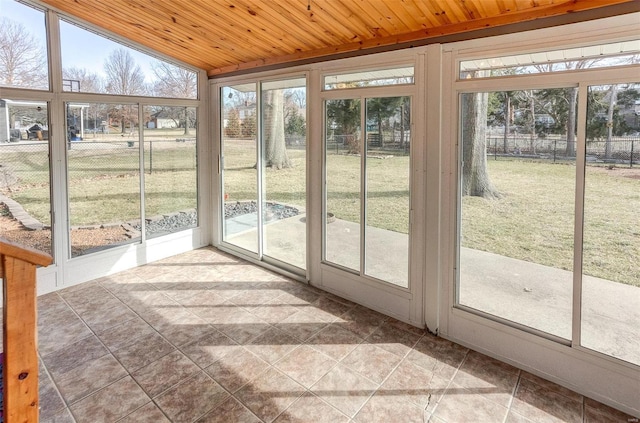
left=0, top=238, right=52, bottom=423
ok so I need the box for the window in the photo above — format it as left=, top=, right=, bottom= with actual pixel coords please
left=0, top=100, right=51, bottom=256
left=459, top=40, right=640, bottom=79
left=143, top=106, right=198, bottom=239
left=60, top=20, right=197, bottom=98
left=456, top=52, right=640, bottom=366
left=0, top=1, right=49, bottom=90
left=458, top=89, right=577, bottom=339
left=66, top=102, right=141, bottom=257
left=324, top=67, right=414, bottom=90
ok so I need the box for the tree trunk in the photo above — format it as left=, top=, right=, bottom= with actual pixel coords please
left=604, top=84, right=618, bottom=160
left=566, top=87, right=578, bottom=157
left=263, top=90, right=291, bottom=169
left=462, top=92, right=500, bottom=199
left=529, top=92, right=536, bottom=155
left=183, top=107, right=190, bottom=135
left=503, top=95, right=511, bottom=154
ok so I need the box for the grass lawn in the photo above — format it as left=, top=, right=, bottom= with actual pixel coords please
left=2, top=140, right=637, bottom=286
left=3, top=141, right=197, bottom=226
left=462, top=160, right=639, bottom=287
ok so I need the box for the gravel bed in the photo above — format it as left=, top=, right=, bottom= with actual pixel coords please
left=133, top=210, right=197, bottom=235
left=224, top=201, right=299, bottom=221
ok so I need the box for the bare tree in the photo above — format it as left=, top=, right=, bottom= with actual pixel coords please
left=104, top=49, right=146, bottom=133
left=104, top=48, right=147, bottom=96
left=152, top=61, right=197, bottom=99
left=63, top=67, right=104, bottom=93
left=151, top=61, right=197, bottom=135
left=0, top=17, right=47, bottom=89
left=604, top=84, right=619, bottom=159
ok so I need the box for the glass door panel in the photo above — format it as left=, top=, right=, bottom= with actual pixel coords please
left=221, top=84, right=258, bottom=254
left=581, top=83, right=640, bottom=365
left=324, top=99, right=361, bottom=271
left=261, top=79, right=307, bottom=269
left=67, top=102, right=140, bottom=257
left=458, top=89, right=577, bottom=339
left=364, top=97, right=411, bottom=287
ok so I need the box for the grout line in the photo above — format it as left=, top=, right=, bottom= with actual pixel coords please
left=502, top=369, right=522, bottom=423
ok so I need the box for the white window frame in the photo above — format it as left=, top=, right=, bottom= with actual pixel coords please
left=439, top=13, right=640, bottom=417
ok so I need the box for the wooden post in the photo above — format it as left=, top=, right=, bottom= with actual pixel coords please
left=0, top=239, right=52, bottom=423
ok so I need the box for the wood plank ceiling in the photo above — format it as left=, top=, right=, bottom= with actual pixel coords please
left=39, top=0, right=637, bottom=77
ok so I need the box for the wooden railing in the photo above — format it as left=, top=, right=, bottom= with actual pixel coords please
left=0, top=239, right=52, bottom=423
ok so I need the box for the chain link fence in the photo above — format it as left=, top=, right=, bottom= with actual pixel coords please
left=486, top=136, right=639, bottom=167
left=327, top=132, right=410, bottom=155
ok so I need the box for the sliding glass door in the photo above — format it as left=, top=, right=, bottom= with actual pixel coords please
left=221, top=77, right=307, bottom=272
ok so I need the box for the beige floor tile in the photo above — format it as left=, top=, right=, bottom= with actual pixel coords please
left=69, top=376, right=149, bottom=423
left=341, top=343, right=402, bottom=384
left=36, top=248, right=635, bottom=423
left=380, top=359, right=449, bottom=411
left=42, top=335, right=108, bottom=377
left=275, top=309, right=329, bottom=342
left=310, top=363, right=378, bottom=418
left=274, top=289, right=320, bottom=306
left=452, top=351, right=520, bottom=407
left=38, top=310, right=94, bottom=356
left=235, top=368, right=306, bottom=423
left=55, top=354, right=127, bottom=404
left=275, top=345, right=337, bottom=388
left=338, top=306, right=388, bottom=338
left=309, top=296, right=355, bottom=320
left=505, top=411, right=536, bottom=423
left=364, top=322, right=422, bottom=357
left=247, top=298, right=301, bottom=324
left=354, top=392, right=427, bottom=423
left=180, top=329, right=241, bottom=368
left=156, top=317, right=217, bottom=348
left=511, top=377, right=583, bottom=423
left=246, top=327, right=300, bottom=364
left=37, top=292, right=72, bottom=319
left=584, top=397, right=638, bottom=423
left=42, top=407, right=75, bottom=423
left=230, top=288, right=284, bottom=307
left=113, top=331, right=176, bottom=372
left=432, top=382, right=509, bottom=423
left=216, top=321, right=272, bottom=345
left=81, top=303, right=139, bottom=334
left=196, top=397, right=261, bottom=423
left=306, top=323, right=364, bottom=360
left=117, top=402, right=171, bottom=423
left=405, top=334, right=468, bottom=380
left=274, top=392, right=350, bottom=423
left=97, top=316, right=157, bottom=351
left=132, top=350, right=200, bottom=397
left=38, top=362, right=67, bottom=419
left=520, top=371, right=583, bottom=402
left=205, top=347, right=271, bottom=393
left=154, top=371, right=229, bottom=423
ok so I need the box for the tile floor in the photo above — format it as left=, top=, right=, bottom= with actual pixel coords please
left=31, top=247, right=636, bottom=422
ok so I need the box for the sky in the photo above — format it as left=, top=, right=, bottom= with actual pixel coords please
left=1, top=0, right=162, bottom=83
